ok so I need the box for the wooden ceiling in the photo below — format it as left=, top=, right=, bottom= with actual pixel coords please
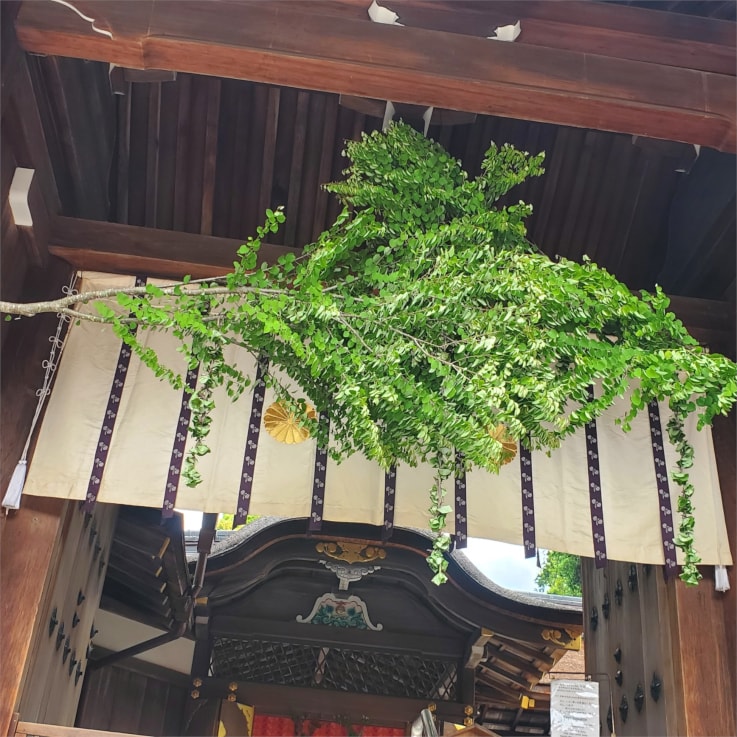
left=22, top=47, right=735, bottom=303
left=6, top=0, right=735, bottom=309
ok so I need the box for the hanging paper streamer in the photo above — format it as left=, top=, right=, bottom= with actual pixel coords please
left=48, top=0, right=114, bottom=39
left=368, top=0, right=403, bottom=26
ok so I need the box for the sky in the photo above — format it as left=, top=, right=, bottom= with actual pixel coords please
left=179, top=510, right=541, bottom=592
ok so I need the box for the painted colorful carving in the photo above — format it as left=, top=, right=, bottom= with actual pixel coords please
left=297, top=593, right=383, bottom=630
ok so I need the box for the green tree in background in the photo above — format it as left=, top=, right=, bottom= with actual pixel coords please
left=536, top=551, right=582, bottom=596
left=215, top=513, right=258, bottom=531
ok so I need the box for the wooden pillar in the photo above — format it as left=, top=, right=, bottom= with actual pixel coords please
left=0, top=231, right=72, bottom=737
left=0, top=499, right=67, bottom=735
left=583, top=390, right=736, bottom=735
left=670, top=408, right=736, bottom=735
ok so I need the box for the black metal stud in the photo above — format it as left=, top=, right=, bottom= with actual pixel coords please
left=619, top=695, right=629, bottom=723
left=72, top=611, right=80, bottom=628
left=606, top=706, right=613, bottom=733
left=62, top=636, right=71, bottom=663
left=651, top=673, right=662, bottom=702
left=68, top=650, right=77, bottom=676
left=75, top=661, right=84, bottom=685
left=55, top=622, right=65, bottom=651
left=628, top=564, right=638, bottom=592
left=634, top=683, right=645, bottom=712
left=88, top=521, right=97, bottom=546
left=49, top=607, right=59, bottom=637
left=614, top=579, right=624, bottom=605
left=615, top=669, right=623, bottom=686
left=77, top=590, right=85, bottom=606
left=90, top=623, right=98, bottom=639
left=602, top=593, right=610, bottom=619
left=93, top=542, right=102, bottom=561
left=590, top=606, right=599, bottom=631
left=98, top=556, right=105, bottom=576
left=613, top=646, right=622, bottom=663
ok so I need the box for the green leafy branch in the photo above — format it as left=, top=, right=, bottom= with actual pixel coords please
left=2, top=124, right=734, bottom=586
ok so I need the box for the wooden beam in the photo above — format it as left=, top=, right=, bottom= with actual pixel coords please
left=48, top=216, right=302, bottom=280
left=200, top=676, right=470, bottom=724
left=15, top=1, right=736, bottom=152
left=44, top=219, right=735, bottom=352
left=669, top=294, right=736, bottom=356
left=16, top=722, right=142, bottom=737
left=213, top=615, right=464, bottom=658
left=479, top=662, right=537, bottom=690
left=381, top=0, right=737, bottom=74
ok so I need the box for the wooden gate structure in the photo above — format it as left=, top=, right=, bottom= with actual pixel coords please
left=1, top=1, right=735, bottom=735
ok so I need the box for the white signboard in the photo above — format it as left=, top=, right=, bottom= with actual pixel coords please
left=551, top=679, right=600, bottom=737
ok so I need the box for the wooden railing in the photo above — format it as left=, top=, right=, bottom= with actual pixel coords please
left=15, top=723, right=144, bottom=737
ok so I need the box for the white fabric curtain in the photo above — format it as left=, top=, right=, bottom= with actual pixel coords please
left=23, top=273, right=732, bottom=565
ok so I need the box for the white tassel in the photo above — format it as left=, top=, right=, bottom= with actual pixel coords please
left=715, top=565, right=730, bottom=592
left=2, top=460, right=27, bottom=511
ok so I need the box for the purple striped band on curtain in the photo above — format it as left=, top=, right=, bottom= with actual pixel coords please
left=382, top=465, right=397, bottom=541
left=454, top=452, right=468, bottom=549
left=647, top=401, right=678, bottom=578
left=83, top=276, right=146, bottom=514
left=234, top=356, right=269, bottom=527
left=519, top=442, right=536, bottom=559
left=585, top=387, right=608, bottom=568
left=162, top=365, right=200, bottom=518
left=308, top=413, right=329, bottom=532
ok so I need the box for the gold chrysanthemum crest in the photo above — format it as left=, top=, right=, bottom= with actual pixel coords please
left=488, top=423, right=517, bottom=466
left=263, top=401, right=316, bottom=444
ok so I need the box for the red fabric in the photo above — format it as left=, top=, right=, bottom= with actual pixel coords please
left=251, top=715, right=404, bottom=737
left=252, top=715, right=295, bottom=736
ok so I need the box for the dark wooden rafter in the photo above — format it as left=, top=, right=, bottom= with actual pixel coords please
left=45, top=215, right=736, bottom=355
left=476, top=677, right=527, bottom=707
left=490, top=636, right=556, bottom=668
left=48, top=215, right=301, bottom=280
left=478, top=662, right=537, bottom=690
left=15, top=1, right=736, bottom=152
